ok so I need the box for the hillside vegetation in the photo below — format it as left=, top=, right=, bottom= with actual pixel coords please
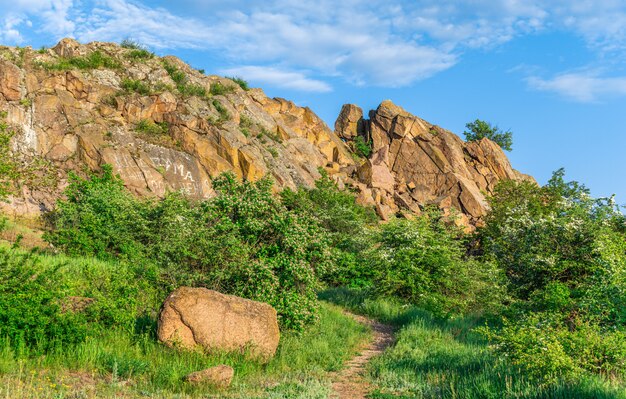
left=1, top=163, right=625, bottom=398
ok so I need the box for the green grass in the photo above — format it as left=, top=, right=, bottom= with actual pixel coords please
left=321, top=288, right=626, bottom=399
left=121, top=78, right=152, bottom=95
left=39, top=51, right=121, bottom=71
left=0, top=302, right=367, bottom=398
left=212, top=99, right=231, bottom=123
left=228, top=76, right=250, bottom=91
left=135, top=119, right=169, bottom=135
left=162, top=61, right=207, bottom=98
left=0, top=247, right=369, bottom=398
left=210, top=82, right=236, bottom=96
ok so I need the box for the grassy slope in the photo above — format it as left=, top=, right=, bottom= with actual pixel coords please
left=321, top=288, right=626, bottom=399
left=0, top=245, right=369, bottom=398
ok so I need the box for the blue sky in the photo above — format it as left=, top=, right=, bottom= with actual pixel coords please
left=2, top=0, right=625, bottom=205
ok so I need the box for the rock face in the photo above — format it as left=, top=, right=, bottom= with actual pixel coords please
left=0, top=39, right=532, bottom=226
left=184, top=365, right=234, bottom=388
left=336, top=101, right=534, bottom=226
left=157, top=287, right=280, bottom=360
left=0, top=39, right=352, bottom=218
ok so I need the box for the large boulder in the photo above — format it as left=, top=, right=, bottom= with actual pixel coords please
left=334, top=104, right=364, bottom=140
left=157, top=287, right=280, bottom=360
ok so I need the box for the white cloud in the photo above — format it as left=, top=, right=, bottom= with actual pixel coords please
left=7, top=0, right=626, bottom=92
left=220, top=66, right=332, bottom=92
left=74, top=0, right=217, bottom=49
left=0, top=0, right=75, bottom=42
left=527, top=72, right=626, bottom=102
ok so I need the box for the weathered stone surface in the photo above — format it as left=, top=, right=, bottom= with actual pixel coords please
left=0, top=39, right=360, bottom=218
left=184, top=365, right=234, bottom=388
left=0, top=60, right=22, bottom=101
left=334, top=104, right=364, bottom=139
left=348, top=100, right=534, bottom=227
left=0, top=39, right=532, bottom=228
left=157, top=287, right=280, bottom=360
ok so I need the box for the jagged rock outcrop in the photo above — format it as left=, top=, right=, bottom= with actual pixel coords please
left=0, top=39, right=532, bottom=227
left=336, top=101, right=534, bottom=226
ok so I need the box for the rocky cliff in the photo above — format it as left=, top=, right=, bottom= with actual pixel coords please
left=0, top=39, right=532, bottom=227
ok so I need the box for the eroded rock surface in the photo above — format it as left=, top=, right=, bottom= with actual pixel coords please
left=337, top=101, right=534, bottom=226
left=157, top=287, right=280, bottom=360
left=0, top=39, right=532, bottom=227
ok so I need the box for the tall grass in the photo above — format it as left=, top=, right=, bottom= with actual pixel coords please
left=0, top=247, right=369, bottom=398
left=321, top=288, right=626, bottom=399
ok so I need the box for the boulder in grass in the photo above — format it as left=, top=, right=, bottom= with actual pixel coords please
left=157, top=287, right=280, bottom=360
left=184, top=364, right=234, bottom=388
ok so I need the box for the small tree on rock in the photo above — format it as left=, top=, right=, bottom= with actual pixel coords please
left=464, top=119, right=513, bottom=151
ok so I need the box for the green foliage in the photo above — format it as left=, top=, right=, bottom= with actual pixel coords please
left=464, top=119, right=513, bottom=151
left=369, top=212, right=505, bottom=316
left=120, top=78, right=151, bottom=95
left=353, top=136, right=372, bottom=158
left=210, top=81, right=236, bottom=96
left=260, top=127, right=282, bottom=143
left=0, top=250, right=88, bottom=351
left=45, top=168, right=334, bottom=331
left=282, top=171, right=378, bottom=287
left=162, top=60, right=207, bottom=98
left=481, top=169, right=626, bottom=322
left=268, top=147, right=279, bottom=158
left=481, top=315, right=626, bottom=384
left=127, top=49, right=154, bottom=60
left=0, top=299, right=366, bottom=398
left=212, top=99, right=231, bottom=122
left=478, top=169, right=626, bottom=384
left=0, top=116, right=18, bottom=199
left=120, top=39, right=143, bottom=50
left=135, top=119, right=169, bottom=135
left=44, top=165, right=150, bottom=260
left=323, top=288, right=626, bottom=399
left=239, top=114, right=253, bottom=136
left=120, top=40, right=154, bottom=60
left=228, top=76, right=250, bottom=90
left=40, top=51, right=121, bottom=71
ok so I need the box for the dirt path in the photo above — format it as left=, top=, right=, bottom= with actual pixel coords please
left=330, top=313, right=395, bottom=399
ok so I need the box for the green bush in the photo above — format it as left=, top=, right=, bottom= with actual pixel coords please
left=45, top=168, right=334, bottom=331
left=481, top=169, right=626, bottom=323
left=479, top=169, right=626, bottom=384
left=0, top=250, right=88, bottom=351
left=282, top=170, right=378, bottom=287
left=480, top=314, right=626, bottom=383
left=369, top=212, right=505, bottom=316
left=212, top=99, right=231, bottom=122
left=210, top=82, right=236, bottom=96
left=44, top=165, right=151, bottom=260
left=135, top=119, right=169, bottom=135
left=120, top=78, right=151, bottom=95
left=228, top=76, right=250, bottom=90
left=464, top=119, right=513, bottom=151
left=353, top=136, right=372, bottom=158
left=162, top=60, right=207, bottom=98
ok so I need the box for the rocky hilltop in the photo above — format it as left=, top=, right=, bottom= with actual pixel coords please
left=0, top=39, right=532, bottom=226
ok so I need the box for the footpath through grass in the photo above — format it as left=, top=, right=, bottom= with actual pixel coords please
left=0, top=246, right=370, bottom=399
left=321, top=288, right=626, bottom=399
